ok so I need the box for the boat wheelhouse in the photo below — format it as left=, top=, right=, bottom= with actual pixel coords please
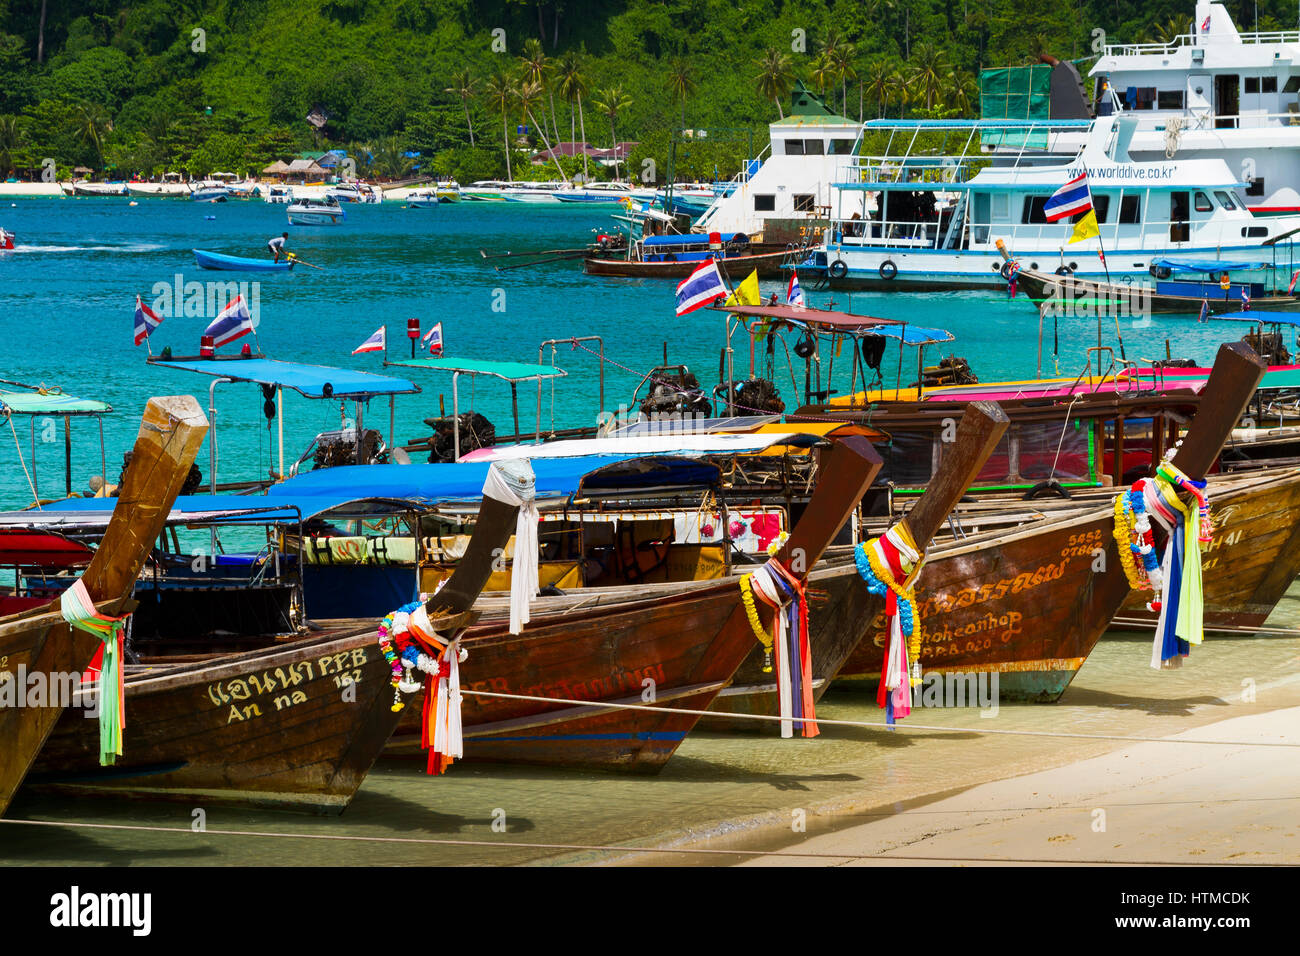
left=801, top=114, right=1300, bottom=291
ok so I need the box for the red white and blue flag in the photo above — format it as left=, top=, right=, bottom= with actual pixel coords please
left=1198, top=298, right=1209, bottom=323
left=352, top=326, right=386, bottom=354
left=1200, top=14, right=1211, bottom=32
left=133, top=295, right=163, bottom=346
left=1043, top=172, right=1092, bottom=222
left=787, top=271, right=805, bottom=308
left=203, top=295, right=255, bottom=348
left=422, top=321, right=443, bottom=356
left=1288, top=270, right=1299, bottom=295
left=675, top=259, right=729, bottom=316
left=1242, top=288, right=1251, bottom=311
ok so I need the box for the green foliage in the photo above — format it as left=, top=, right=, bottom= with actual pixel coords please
left=3, top=0, right=1295, bottom=179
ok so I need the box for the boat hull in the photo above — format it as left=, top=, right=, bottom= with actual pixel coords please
left=584, top=249, right=789, bottom=279
left=1014, top=268, right=1300, bottom=315
left=194, top=249, right=294, bottom=272
left=29, top=625, right=402, bottom=812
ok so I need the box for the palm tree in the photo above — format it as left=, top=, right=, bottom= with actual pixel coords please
left=518, top=38, right=560, bottom=151
left=863, top=58, right=894, bottom=120
left=554, top=52, right=590, bottom=180
left=484, top=72, right=515, bottom=180
left=75, top=103, right=112, bottom=172
left=516, top=78, right=567, bottom=180
left=37, top=0, right=47, bottom=63
left=946, top=69, right=979, bottom=117
left=667, top=56, right=696, bottom=132
left=908, top=41, right=948, bottom=111
left=0, top=115, right=20, bottom=177
left=591, top=86, right=632, bottom=178
left=826, top=38, right=857, bottom=116
left=755, top=48, right=795, bottom=118
left=445, top=69, right=477, bottom=147
left=810, top=52, right=836, bottom=102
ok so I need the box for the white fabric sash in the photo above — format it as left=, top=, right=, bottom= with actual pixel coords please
left=483, top=459, right=539, bottom=635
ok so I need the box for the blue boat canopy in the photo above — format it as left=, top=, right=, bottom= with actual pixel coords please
left=643, top=233, right=744, bottom=247
left=1150, top=258, right=1271, bottom=273
left=148, top=357, right=420, bottom=399
left=1213, top=311, right=1300, bottom=327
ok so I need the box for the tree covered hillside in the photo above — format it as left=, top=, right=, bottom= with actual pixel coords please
left=0, top=0, right=1295, bottom=182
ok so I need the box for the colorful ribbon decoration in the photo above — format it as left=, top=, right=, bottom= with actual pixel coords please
left=377, top=598, right=465, bottom=774
left=60, top=578, right=128, bottom=766
left=740, top=558, right=816, bottom=738
left=1112, top=450, right=1213, bottom=670
left=855, top=523, right=925, bottom=725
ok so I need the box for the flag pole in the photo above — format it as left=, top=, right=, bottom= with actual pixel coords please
left=1087, top=183, right=1125, bottom=361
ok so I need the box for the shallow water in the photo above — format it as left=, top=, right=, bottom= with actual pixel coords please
left=2, top=197, right=1296, bottom=866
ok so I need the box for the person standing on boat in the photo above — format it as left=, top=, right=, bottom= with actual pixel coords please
left=268, top=232, right=289, bottom=262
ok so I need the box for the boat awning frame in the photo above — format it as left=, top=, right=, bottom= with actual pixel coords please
left=148, top=356, right=420, bottom=400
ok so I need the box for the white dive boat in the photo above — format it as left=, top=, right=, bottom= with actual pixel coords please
left=406, top=189, right=440, bottom=208
left=498, top=181, right=563, bottom=202
left=461, top=180, right=510, bottom=201
left=1077, top=1, right=1300, bottom=217
left=435, top=180, right=461, bottom=202
left=125, top=175, right=190, bottom=198
left=326, top=181, right=380, bottom=203
left=798, top=113, right=1300, bottom=292
left=265, top=184, right=294, bottom=204
left=190, top=180, right=230, bottom=202
left=287, top=197, right=346, bottom=225
left=70, top=180, right=129, bottom=197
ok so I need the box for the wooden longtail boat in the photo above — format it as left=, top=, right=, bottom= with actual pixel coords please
left=702, top=401, right=1011, bottom=731
left=832, top=342, right=1267, bottom=700
left=25, top=462, right=523, bottom=812
left=583, top=249, right=789, bottom=279
left=0, top=396, right=209, bottom=817
left=386, top=435, right=883, bottom=771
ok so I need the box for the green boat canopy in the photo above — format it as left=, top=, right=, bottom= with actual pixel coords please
left=384, top=356, right=567, bottom=383
left=0, top=389, right=112, bottom=416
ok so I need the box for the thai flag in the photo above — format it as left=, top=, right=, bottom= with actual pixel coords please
left=1242, top=288, right=1250, bottom=311
left=1201, top=14, right=1211, bottom=32
left=787, top=271, right=805, bottom=308
left=203, top=295, right=254, bottom=348
left=675, top=259, right=728, bottom=316
left=133, top=295, right=163, bottom=346
left=1288, top=270, right=1299, bottom=295
left=422, top=321, right=443, bottom=356
left=352, top=326, right=386, bottom=354
left=1043, top=172, right=1092, bottom=222
left=1198, top=298, right=1209, bottom=323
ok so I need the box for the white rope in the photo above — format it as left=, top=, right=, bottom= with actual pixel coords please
left=458, top=689, right=1300, bottom=747
left=6, top=410, right=40, bottom=508
left=481, top=459, right=538, bottom=634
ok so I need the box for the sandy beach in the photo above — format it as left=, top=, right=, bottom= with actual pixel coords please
left=734, top=705, right=1300, bottom=867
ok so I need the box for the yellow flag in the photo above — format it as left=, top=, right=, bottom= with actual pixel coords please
left=1068, top=210, right=1099, bottom=245
left=724, top=269, right=761, bottom=306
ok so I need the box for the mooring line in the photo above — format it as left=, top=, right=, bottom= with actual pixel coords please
left=459, top=689, right=1300, bottom=747
left=0, top=817, right=1267, bottom=866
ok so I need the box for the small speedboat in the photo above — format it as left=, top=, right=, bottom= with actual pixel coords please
left=326, top=182, right=378, bottom=203
left=406, top=189, right=440, bottom=208
left=266, top=185, right=294, bottom=204
left=191, top=181, right=230, bottom=202
left=287, top=197, right=345, bottom=225
left=71, top=181, right=129, bottom=197
left=553, top=182, right=634, bottom=204
left=194, top=249, right=294, bottom=272
left=0, top=228, right=14, bottom=251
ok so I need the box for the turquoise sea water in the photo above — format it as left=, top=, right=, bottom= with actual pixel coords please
left=0, top=197, right=1257, bottom=508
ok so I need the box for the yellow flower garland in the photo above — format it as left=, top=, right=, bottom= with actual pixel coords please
left=1112, top=492, right=1146, bottom=591
left=739, top=573, right=775, bottom=672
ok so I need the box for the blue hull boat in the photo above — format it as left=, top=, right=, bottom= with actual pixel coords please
left=194, top=249, right=294, bottom=272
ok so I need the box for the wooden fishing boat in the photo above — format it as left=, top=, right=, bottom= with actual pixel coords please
left=703, top=401, right=1010, bottom=730
left=24, top=461, right=523, bottom=812
left=832, top=342, right=1266, bottom=700
left=0, top=395, right=209, bottom=817
left=386, top=435, right=883, bottom=770
left=193, top=249, right=294, bottom=272
left=584, top=248, right=789, bottom=279
left=1013, top=263, right=1300, bottom=316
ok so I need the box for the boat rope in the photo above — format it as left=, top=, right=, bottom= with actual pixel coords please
left=5, top=408, right=40, bottom=508
left=0, top=816, right=1278, bottom=865
left=455, top=689, right=1300, bottom=747
left=59, top=578, right=128, bottom=766
left=1047, top=393, right=1083, bottom=480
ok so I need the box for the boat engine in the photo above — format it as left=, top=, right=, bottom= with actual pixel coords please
left=313, top=429, right=386, bottom=469
left=639, top=370, right=712, bottom=419
left=421, top=412, right=496, bottom=463
left=1242, top=330, right=1291, bottom=366
left=918, top=356, right=979, bottom=388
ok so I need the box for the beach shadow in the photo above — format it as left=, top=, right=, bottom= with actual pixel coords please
left=1056, top=686, right=1229, bottom=716
left=345, top=786, right=537, bottom=835
left=658, top=757, right=864, bottom=791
